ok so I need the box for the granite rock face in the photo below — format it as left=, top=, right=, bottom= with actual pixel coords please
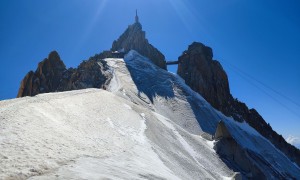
left=111, top=22, right=166, bottom=69
left=17, top=20, right=166, bottom=98
left=17, top=51, right=66, bottom=97
left=17, top=51, right=112, bottom=98
left=57, top=59, right=111, bottom=91
left=214, top=121, right=265, bottom=179
left=177, top=42, right=231, bottom=111
left=177, top=42, right=300, bottom=167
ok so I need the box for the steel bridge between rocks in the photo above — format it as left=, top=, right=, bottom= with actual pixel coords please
left=166, top=61, right=179, bottom=65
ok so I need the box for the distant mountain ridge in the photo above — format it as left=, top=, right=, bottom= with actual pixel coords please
left=16, top=15, right=300, bottom=178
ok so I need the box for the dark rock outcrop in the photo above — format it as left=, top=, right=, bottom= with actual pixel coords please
left=111, top=22, right=166, bottom=69
left=177, top=42, right=231, bottom=111
left=214, top=121, right=266, bottom=179
left=177, top=42, right=300, bottom=167
left=17, top=51, right=112, bottom=98
left=17, top=51, right=66, bottom=97
left=17, top=17, right=166, bottom=98
left=57, top=59, right=111, bottom=91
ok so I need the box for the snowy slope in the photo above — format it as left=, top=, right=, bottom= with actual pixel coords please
left=122, top=51, right=300, bottom=178
left=1, top=50, right=299, bottom=179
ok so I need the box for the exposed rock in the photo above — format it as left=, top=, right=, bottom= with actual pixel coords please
left=214, top=121, right=266, bottom=179
left=17, top=51, right=66, bottom=97
left=177, top=42, right=300, bottom=167
left=214, top=120, right=231, bottom=139
left=17, top=17, right=166, bottom=98
left=17, top=51, right=112, bottom=98
left=177, top=42, right=231, bottom=111
left=16, top=14, right=299, bottom=174
left=57, top=59, right=111, bottom=91
left=17, top=71, right=35, bottom=97
left=111, top=22, right=166, bottom=69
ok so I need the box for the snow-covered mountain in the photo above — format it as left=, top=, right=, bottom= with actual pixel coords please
left=16, top=16, right=300, bottom=168
left=1, top=50, right=299, bottom=179
left=286, top=135, right=300, bottom=149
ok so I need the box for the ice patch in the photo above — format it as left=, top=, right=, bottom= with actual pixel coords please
left=105, top=58, right=124, bottom=67
left=237, top=121, right=261, bottom=137
left=134, top=113, right=147, bottom=145
left=106, top=117, right=114, bottom=128
left=206, top=139, right=216, bottom=149
left=0, top=136, right=5, bottom=143
left=153, top=112, right=204, bottom=168
left=106, top=69, right=120, bottom=92
left=123, top=104, right=132, bottom=110
left=285, top=135, right=300, bottom=149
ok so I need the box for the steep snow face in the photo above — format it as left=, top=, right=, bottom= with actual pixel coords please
left=1, top=50, right=299, bottom=179
left=106, top=50, right=300, bottom=178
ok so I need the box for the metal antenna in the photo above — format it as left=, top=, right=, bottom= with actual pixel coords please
left=135, top=9, right=139, bottom=23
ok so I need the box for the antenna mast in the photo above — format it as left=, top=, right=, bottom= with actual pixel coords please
left=135, top=9, right=139, bottom=23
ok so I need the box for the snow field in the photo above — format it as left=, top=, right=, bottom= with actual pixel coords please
left=1, top=50, right=299, bottom=179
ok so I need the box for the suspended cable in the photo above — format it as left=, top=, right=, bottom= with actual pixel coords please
left=222, top=62, right=300, bottom=118
left=223, top=61, right=300, bottom=108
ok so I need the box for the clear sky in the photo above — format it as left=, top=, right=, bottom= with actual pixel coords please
left=0, top=0, right=299, bottom=147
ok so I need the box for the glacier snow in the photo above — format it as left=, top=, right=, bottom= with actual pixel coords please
left=0, top=50, right=299, bottom=179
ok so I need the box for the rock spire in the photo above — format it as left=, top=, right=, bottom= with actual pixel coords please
left=17, top=51, right=112, bottom=98
left=135, top=9, right=139, bottom=23
left=177, top=42, right=300, bottom=167
left=111, top=11, right=166, bottom=69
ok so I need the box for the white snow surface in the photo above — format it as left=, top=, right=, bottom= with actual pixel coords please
left=0, top=50, right=299, bottom=179
left=285, top=135, right=300, bottom=149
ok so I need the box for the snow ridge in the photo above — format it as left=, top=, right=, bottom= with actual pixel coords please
left=0, top=50, right=299, bottom=179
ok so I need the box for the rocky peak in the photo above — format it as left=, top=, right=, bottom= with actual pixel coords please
left=178, top=42, right=300, bottom=167
left=186, top=42, right=213, bottom=60
left=17, top=51, right=66, bottom=97
left=177, top=42, right=231, bottom=110
left=47, top=51, right=66, bottom=70
left=17, top=51, right=112, bottom=98
left=111, top=21, right=166, bottom=69
left=37, top=50, right=66, bottom=75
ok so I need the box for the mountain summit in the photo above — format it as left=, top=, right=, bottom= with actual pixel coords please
left=8, top=13, right=300, bottom=179
left=177, top=42, right=300, bottom=167
left=111, top=11, right=166, bottom=69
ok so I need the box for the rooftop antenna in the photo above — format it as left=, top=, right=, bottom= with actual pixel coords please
left=135, top=9, right=139, bottom=23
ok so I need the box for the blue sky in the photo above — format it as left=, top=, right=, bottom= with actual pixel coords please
left=0, top=0, right=299, bottom=145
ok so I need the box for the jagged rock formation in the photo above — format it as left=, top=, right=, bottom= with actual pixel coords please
left=17, top=51, right=112, bottom=97
left=17, top=51, right=66, bottom=97
left=177, top=42, right=231, bottom=111
left=10, top=49, right=300, bottom=179
left=17, top=14, right=167, bottom=98
left=177, top=42, right=300, bottom=167
left=16, top=14, right=299, bottom=176
left=111, top=22, right=166, bottom=69
left=214, top=121, right=265, bottom=179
